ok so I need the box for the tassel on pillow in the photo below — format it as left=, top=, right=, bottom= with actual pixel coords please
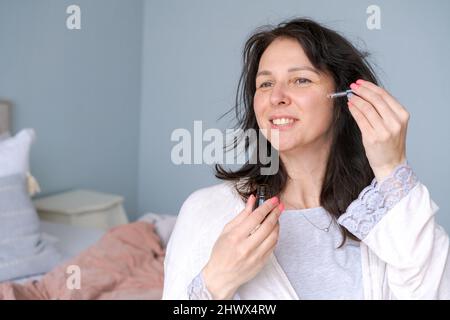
left=26, top=172, right=41, bottom=196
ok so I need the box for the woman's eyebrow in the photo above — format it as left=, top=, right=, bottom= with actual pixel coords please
left=288, top=66, right=320, bottom=74
left=256, top=66, right=320, bottom=77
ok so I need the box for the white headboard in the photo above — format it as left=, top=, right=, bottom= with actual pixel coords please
left=0, top=101, right=11, bottom=135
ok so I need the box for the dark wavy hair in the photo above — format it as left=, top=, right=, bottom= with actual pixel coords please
left=215, top=17, right=380, bottom=246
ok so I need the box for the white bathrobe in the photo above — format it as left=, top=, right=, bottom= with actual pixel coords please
left=162, top=180, right=450, bottom=300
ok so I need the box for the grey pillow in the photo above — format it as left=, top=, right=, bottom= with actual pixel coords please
left=0, top=173, right=62, bottom=282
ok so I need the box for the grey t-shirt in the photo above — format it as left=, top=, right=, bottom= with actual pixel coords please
left=274, top=206, right=364, bottom=299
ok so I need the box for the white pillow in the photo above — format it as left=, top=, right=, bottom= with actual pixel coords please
left=0, top=129, right=35, bottom=178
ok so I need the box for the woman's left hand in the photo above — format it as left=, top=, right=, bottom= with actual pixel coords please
left=347, top=79, right=410, bottom=182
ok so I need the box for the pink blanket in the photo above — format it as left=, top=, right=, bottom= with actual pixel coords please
left=0, top=221, right=165, bottom=300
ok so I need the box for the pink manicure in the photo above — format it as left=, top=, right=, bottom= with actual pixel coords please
left=278, top=203, right=285, bottom=212
left=350, top=83, right=360, bottom=90
left=356, top=79, right=364, bottom=85
left=271, top=196, right=279, bottom=204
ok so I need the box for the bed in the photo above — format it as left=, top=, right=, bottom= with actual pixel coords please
left=0, top=100, right=107, bottom=284
left=0, top=101, right=176, bottom=298
left=12, top=223, right=105, bottom=284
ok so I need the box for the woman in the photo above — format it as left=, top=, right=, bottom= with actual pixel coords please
left=162, top=18, right=450, bottom=299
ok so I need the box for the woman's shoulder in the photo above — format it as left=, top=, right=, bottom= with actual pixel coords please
left=187, top=181, right=236, bottom=199
left=182, top=181, right=241, bottom=209
left=178, top=181, right=244, bottom=226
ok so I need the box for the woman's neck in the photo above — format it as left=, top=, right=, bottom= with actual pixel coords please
left=278, top=143, right=330, bottom=210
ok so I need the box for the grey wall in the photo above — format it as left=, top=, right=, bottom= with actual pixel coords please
left=138, top=0, right=450, bottom=232
left=0, top=0, right=143, bottom=216
left=1, top=0, right=448, bottom=231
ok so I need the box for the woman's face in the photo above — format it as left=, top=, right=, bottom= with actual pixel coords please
left=254, top=37, right=336, bottom=153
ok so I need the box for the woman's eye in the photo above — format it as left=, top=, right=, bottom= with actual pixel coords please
left=257, top=78, right=311, bottom=89
left=259, top=82, right=272, bottom=88
left=294, top=78, right=312, bottom=85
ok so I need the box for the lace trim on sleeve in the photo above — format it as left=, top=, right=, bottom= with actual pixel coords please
left=187, top=271, right=213, bottom=300
left=187, top=271, right=241, bottom=300
left=338, top=161, right=419, bottom=240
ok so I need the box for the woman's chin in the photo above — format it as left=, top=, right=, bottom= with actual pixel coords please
left=262, top=128, right=302, bottom=152
left=271, top=140, right=300, bottom=153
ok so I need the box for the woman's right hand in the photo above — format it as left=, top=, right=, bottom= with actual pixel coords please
left=201, top=195, right=284, bottom=299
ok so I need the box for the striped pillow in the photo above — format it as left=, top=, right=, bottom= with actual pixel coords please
left=0, top=173, right=61, bottom=282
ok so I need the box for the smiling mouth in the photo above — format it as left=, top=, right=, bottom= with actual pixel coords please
left=269, top=118, right=298, bottom=130
left=270, top=118, right=296, bottom=126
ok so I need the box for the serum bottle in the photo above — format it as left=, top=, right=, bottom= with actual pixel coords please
left=254, top=184, right=269, bottom=210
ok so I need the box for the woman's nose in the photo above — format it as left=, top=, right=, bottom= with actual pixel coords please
left=270, top=83, right=291, bottom=106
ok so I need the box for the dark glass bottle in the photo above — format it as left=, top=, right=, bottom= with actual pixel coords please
left=254, top=184, right=269, bottom=210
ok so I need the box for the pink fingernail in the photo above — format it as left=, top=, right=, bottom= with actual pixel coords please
left=278, top=203, right=285, bottom=212
left=350, top=83, right=360, bottom=90
left=271, top=196, right=279, bottom=204
left=356, top=79, right=364, bottom=85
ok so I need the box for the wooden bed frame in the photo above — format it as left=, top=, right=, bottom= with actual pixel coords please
left=0, top=100, right=11, bottom=135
